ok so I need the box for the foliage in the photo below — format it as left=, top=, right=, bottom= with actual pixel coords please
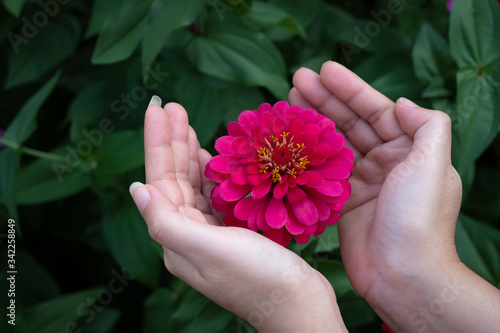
left=0, top=0, right=499, bottom=332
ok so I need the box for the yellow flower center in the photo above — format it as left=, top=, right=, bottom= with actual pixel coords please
left=257, top=132, right=309, bottom=183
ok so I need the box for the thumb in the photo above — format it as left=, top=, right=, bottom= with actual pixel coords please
left=395, top=98, right=453, bottom=162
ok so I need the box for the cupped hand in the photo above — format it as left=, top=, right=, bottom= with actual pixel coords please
left=130, top=98, right=346, bottom=332
left=290, top=62, right=463, bottom=308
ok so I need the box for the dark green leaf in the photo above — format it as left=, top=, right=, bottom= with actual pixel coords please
left=452, top=69, right=500, bottom=174
left=186, top=20, right=289, bottom=99
left=449, top=0, right=500, bottom=69
left=142, top=289, right=176, bottom=333
left=5, top=15, right=79, bottom=88
left=95, top=129, right=144, bottom=176
left=15, top=151, right=91, bottom=204
left=85, top=0, right=125, bottom=38
left=141, top=0, right=207, bottom=69
left=3, top=0, right=26, bottom=17
left=102, top=205, right=160, bottom=288
left=17, top=288, right=102, bottom=333
left=91, top=0, right=152, bottom=64
left=455, top=214, right=500, bottom=285
left=370, top=66, right=423, bottom=102
left=315, top=224, right=340, bottom=253
left=338, top=291, right=376, bottom=328
left=243, top=1, right=306, bottom=39
left=412, top=24, right=456, bottom=98
left=80, top=308, right=121, bottom=333
left=16, top=248, right=61, bottom=306
left=191, top=299, right=235, bottom=333
left=0, top=150, right=18, bottom=219
left=314, top=259, right=354, bottom=297
left=4, top=71, right=60, bottom=144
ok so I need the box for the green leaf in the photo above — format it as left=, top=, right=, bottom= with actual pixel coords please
left=168, top=287, right=208, bottom=332
left=141, top=0, right=207, bottom=69
left=243, top=1, right=307, bottom=39
left=370, top=66, right=423, bottom=102
left=315, top=224, right=340, bottom=253
left=95, top=129, right=145, bottom=177
left=337, top=291, right=376, bottom=328
left=91, top=0, right=152, bottom=64
left=17, top=288, right=102, bottom=333
left=85, top=0, right=125, bottom=38
left=142, top=289, right=176, bottom=333
left=16, top=248, right=61, bottom=306
left=3, top=0, right=26, bottom=17
left=455, top=214, right=500, bottom=285
left=15, top=151, right=91, bottom=204
left=80, top=308, right=121, bottom=333
left=452, top=68, right=500, bottom=174
left=4, top=71, right=60, bottom=144
left=5, top=15, right=79, bottom=89
left=0, top=149, right=19, bottom=220
left=102, top=205, right=160, bottom=288
left=191, top=299, right=235, bottom=333
left=449, top=0, right=500, bottom=69
left=186, top=20, right=289, bottom=99
left=314, top=259, right=354, bottom=297
left=412, top=24, right=456, bottom=98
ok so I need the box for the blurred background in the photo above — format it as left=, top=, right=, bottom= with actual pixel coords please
left=0, top=0, right=499, bottom=332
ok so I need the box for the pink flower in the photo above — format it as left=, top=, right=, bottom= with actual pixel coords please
left=204, top=101, right=353, bottom=247
left=381, top=323, right=394, bottom=333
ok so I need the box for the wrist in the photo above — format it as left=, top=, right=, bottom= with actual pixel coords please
left=255, top=268, right=347, bottom=333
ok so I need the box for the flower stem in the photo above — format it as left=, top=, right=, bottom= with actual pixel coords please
left=0, top=137, right=67, bottom=163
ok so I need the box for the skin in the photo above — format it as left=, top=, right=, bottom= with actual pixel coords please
left=131, top=61, right=500, bottom=332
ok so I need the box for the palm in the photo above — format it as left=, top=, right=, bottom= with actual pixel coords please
left=142, top=101, right=317, bottom=314
left=289, top=62, right=436, bottom=300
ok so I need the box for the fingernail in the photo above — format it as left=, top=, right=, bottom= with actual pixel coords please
left=149, top=95, right=162, bottom=107
left=399, top=97, right=419, bottom=108
left=129, top=182, right=151, bottom=212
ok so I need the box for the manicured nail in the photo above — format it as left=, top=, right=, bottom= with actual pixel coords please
left=149, top=95, right=162, bottom=107
left=129, top=182, right=151, bottom=212
left=399, top=97, right=419, bottom=108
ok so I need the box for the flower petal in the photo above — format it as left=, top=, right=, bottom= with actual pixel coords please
left=292, top=198, right=318, bottom=225
left=324, top=210, right=340, bottom=225
left=263, top=228, right=293, bottom=247
left=273, top=181, right=288, bottom=199
left=252, top=178, right=272, bottom=199
left=234, top=197, right=259, bottom=220
left=314, top=220, right=327, bottom=237
left=227, top=121, right=248, bottom=137
left=286, top=186, right=306, bottom=204
left=233, top=136, right=253, bottom=155
left=305, top=170, right=324, bottom=188
left=316, top=180, right=343, bottom=197
left=294, top=233, right=311, bottom=245
left=215, top=136, right=237, bottom=155
left=231, top=167, right=248, bottom=185
left=265, top=198, right=287, bottom=229
left=219, top=180, right=251, bottom=201
left=285, top=205, right=305, bottom=235
left=204, top=163, right=229, bottom=183
left=209, top=155, right=235, bottom=174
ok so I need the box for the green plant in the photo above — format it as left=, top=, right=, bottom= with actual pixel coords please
left=0, top=0, right=499, bottom=332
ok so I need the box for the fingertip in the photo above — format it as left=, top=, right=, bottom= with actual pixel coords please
left=149, top=95, right=162, bottom=107
left=129, top=182, right=151, bottom=213
left=398, top=97, right=419, bottom=108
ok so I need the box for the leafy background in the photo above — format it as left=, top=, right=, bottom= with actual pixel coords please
left=0, top=0, right=499, bottom=332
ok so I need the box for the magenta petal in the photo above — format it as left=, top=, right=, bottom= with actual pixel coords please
left=273, top=181, right=288, bottom=199
left=246, top=163, right=261, bottom=174
left=265, top=198, right=287, bottom=229
left=233, top=136, right=253, bottom=155
left=209, top=155, right=235, bottom=173
left=286, top=186, right=306, bottom=204
left=238, top=110, right=260, bottom=133
left=314, top=220, right=327, bottom=237
left=256, top=204, right=270, bottom=230
left=204, top=164, right=229, bottom=183
left=234, top=197, right=258, bottom=220
left=215, top=136, right=236, bottom=156
left=248, top=173, right=263, bottom=185
left=316, top=180, right=343, bottom=197
left=219, top=180, right=251, bottom=201
left=305, top=170, right=324, bottom=188
left=248, top=201, right=264, bottom=231
left=231, top=167, right=248, bottom=185
left=252, top=178, right=272, bottom=199
left=285, top=205, right=305, bottom=235
left=295, top=234, right=311, bottom=245
left=227, top=121, right=248, bottom=137
left=292, top=198, right=318, bottom=225
left=325, top=210, right=340, bottom=225
left=296, top=173, right=307, bottom=185
left=313, top=161, right=352, bottom=180
left=314, top=199, right=331, bottom=221
left=263, top=228, right=292, bottom=247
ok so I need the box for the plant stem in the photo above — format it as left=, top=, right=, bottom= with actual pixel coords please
left=0, top=137, right=67, bottom=163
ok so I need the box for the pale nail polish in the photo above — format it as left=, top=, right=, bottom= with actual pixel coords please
left=399, top=97, right=419, bottom=108
left=129, top=182, right=151, bottom=212
left=149, top=95, right=162, bottom=107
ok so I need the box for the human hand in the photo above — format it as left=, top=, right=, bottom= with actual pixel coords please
left=290, top=62, right=469, bottom=330
left=129, top=97, right=347, bottom=332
